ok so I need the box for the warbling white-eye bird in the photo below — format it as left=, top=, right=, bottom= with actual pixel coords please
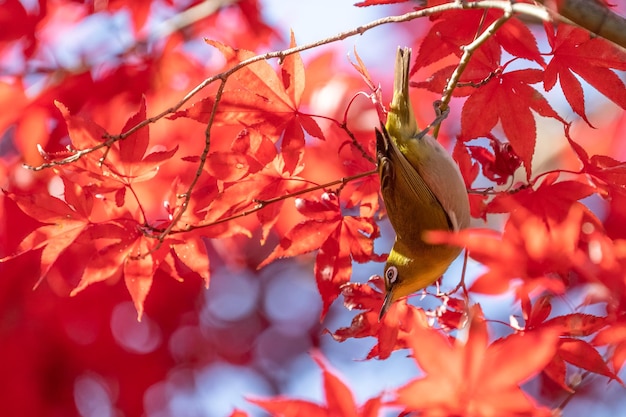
left=376, top=47, right=471, bottom=319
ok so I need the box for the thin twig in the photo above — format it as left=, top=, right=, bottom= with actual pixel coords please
left=149, top=169, right=378, bottom=234
left=436, top=3, right=515, bottom=136
left=24, top=0, right=556, bottom=172
left=157, top=77, right=228, bottom=243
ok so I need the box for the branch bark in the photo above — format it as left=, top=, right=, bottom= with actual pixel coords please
left=549, top=0, right=626, bottom=49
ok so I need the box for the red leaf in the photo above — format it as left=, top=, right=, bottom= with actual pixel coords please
left=524, top=294, right=553, bottom=328
left=124, top=238, right=162, bottom=321
left=544, top=314, right=606, bottom=337
left=298, top=113, right=324, bottom=140
left=333, top=281, right=429, bottom=359
left=614, top=342, right=626, bottom=374
left=1, top=180, right=99, bottom=283
left=396, top=306, right=559, bottom=416
left=567, top=129, right=626, bottom=198
left=558, top=338, right=622, bottom=381
left=281, top=117, right=306, bottom=174
left=453, top=139, right=487, bottom=219
left=595, top=318, right=626, bottom=375
left=56, top=100, right=107, bottom=151
left=544, top=24, right=626, bottom=124
left=207, top=40, right=293, bottom=111
left=468, top=137, right=522, bottom=185
left=543, top=355, right=572, bottom=392
left=593, top=321, right=626, bottom=346
left=261, top=193, right=381, bottom=317
left=173, top=237, right=210, bottom=286
left=70, top=222, right=140, bottom=295
left=415, top=10, right=501, bottom=75
left=496, top=17, right=544, bottom=66
left=282, top=31, right=305, bottom=107
left=312, top=352, right=359, bottom=417
left=174, top=41, right=318, bottom=175
left=249, top=351, right=381, bottom=417
left=62, top=177, right=94, bottom=219
left=259, top=218, right=339, bottom=268
left=315, top=229, right=351, bottom=317
left=428, top=206, right=587, bottom=296
left=488, top=173, right=597, bottom=224
left=461, top=70, right=565, bottom=178
left=112, top=99, right=178, bottom=182
left=119, top=96, right=149, bottom=165
left=206, top=151, right=251, bottom=181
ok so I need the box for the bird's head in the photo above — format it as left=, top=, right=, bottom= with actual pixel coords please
left=379, top=243, right=459, bottom=320
left=379, top=250, right=419, bottom=320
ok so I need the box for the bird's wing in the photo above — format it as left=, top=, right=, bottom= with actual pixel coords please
left=376, top=126, right=453, bottom=231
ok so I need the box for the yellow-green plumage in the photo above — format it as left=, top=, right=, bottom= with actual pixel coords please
left=377, top=47, right=470, bottom=319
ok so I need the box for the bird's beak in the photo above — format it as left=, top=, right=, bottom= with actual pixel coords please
left=378, top=289, right=394, bottom=321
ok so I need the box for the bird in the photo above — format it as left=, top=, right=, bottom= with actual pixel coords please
left=376, top=47, right=471, bottom=320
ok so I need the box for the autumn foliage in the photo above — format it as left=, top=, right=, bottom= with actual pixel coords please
left=1, top=0, right=626, bottom=416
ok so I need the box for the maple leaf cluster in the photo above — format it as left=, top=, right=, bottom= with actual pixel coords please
left=0, top=0, right=625, bottom=416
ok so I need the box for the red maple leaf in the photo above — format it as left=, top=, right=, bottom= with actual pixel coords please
left=166, top=235, right=211, bottom=286
left=196, top=148, right=310, bottom=243
left=487, top=172, right=597, bottom=225
left=453, top=139, right=488, bottom=219
left=413, top=11, right=543, bottom=96
left=467, top=135, right=522, bottom=185
left=394, top=306, right=559, bottom=417
left=593, top=317, right=626, bottom=375
left=427, top=205, right=586, bottom=296
left=249, top=351, right=382, bottom=417
left=172, top=36, right=323, bottom=175
left=112, top=97, right=179, bottom=183
left=566, top=127, right=626, bottom=199
left=517, top=295, right=615, bottom=387
left=259, top=193, right=383, bottom=317
left=54, top=100, right=178, bottom=190
left=332, top=278, right=433, bottom=359
left=544, top=24, right=626, bottom=125
left=461, top=69, right=565, bottom=178
left=2, top=174, right=191, bottom=319
left=556, top=338, right=622, bottom=382
left=414, top=10, right=502, bottom=76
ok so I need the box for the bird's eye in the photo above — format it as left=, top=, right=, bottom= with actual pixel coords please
left=384, top=266, right=398, bottom=285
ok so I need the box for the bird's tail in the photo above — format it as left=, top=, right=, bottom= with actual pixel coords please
left=385, top=47, right=418, bottom=142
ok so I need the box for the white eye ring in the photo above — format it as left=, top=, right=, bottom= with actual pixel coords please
left=384, top=266, right=398, bottom=285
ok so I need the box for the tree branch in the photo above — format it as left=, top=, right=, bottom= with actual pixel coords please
left=24, top=0, right=555, bottom=173
left=545, top=0, right=626, bottom=49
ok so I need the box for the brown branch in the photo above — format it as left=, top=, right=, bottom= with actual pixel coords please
left=542, top=0, right=626, bottom=49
